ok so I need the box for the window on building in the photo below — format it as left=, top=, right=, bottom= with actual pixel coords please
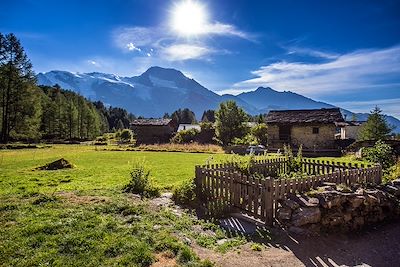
left=312, top=127, right=319, bottom=134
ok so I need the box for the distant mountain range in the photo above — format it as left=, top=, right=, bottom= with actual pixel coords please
left=37, top=66, right=400, bottom=133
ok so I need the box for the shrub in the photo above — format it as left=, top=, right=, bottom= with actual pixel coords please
left=123, top=160, right=160, bottom=198
left=251, top=123, right=268, bottom=146
left=232, top=133, right=258, bottom=146
left=172, top=179, right=196, bottom=205
left=171, top=128, right=199, bottom=144
left=120, top=129, right=134, bottom=142
left=362, top=140, right=395, bottom=170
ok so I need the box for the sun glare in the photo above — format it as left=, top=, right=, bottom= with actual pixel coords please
left=171, top=0, right=208, bottom=36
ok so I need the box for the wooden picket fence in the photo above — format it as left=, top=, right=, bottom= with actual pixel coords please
left=195, top=158, right=382, bottom=226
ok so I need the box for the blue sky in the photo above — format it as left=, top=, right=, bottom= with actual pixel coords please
left=1, top=0, right=400, bottom=118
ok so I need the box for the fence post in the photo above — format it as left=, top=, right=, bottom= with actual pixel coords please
left=264, top=177, right=273, bottom=226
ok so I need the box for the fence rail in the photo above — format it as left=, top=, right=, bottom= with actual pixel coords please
left=195, top=158, right=382, bottom=226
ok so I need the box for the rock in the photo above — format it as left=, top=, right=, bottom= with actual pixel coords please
left=343, top=213, right=352, bottom=222
left=282, top=198, right=300, bottom=209
left=350, top=196, right=365, bottom=209
left=292, top=207, right=321, bottom=226
left=182, top=237, right=192, bottom=245
left=277, top=207, right=292, bottom=220
left=36, top=158, right=74, bottom=170
left=308, top=198, right=320, bottom=207
left=217, top=238, right=229, bottom=245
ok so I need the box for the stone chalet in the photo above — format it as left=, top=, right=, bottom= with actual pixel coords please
left=265, top=108, right=345, bottom=149
left=130, top=119, right=177, bottom=144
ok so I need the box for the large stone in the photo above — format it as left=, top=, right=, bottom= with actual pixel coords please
left=282, top=198, right=300, bottom=210
left=350, top=196, right=365, bottom=209
left=277, top=207, right=292, bottom=220
left=292, top=207, right=321, bottom=226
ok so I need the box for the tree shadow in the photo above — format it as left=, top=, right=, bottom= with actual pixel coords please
left=219, top=216, right=400, bottom=267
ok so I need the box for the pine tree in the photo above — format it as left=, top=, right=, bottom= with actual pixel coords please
left=358, top=106, right=394, bottom=141
left=0, top=33, right=40, bottom=142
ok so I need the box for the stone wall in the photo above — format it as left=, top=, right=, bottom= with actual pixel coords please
left=277, top=180, right=400, bottom=234
left=267, top=123, right=337, bottom=149
left=291, top=124, right=336, bottom=149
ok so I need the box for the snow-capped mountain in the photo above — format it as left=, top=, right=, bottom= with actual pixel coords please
left=37, top=66, right=400, bottom=132
left=37, top=66, right=257, bottom=118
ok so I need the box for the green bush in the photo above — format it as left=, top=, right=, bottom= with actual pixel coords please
left=123, top=160, right=160, bottom=198
left=362, top=140, right=395, bottom=170
left=120, top=129, right=134, bottom=142
left=172, top=179, right=196, bottom=205
left=171, top=128, right=199, bottom=144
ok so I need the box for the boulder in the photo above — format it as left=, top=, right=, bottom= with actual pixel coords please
left=292, top=207, right=321, bottom=226
left=277, top=207, right=292, bottom=220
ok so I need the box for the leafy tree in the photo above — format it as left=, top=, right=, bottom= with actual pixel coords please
left=201, top=110, right=215, bottom=122
left=358, top=106, right=394, bottom=141
left=215, top=100, right=248, bottom=145
left=171, top=108, right=196, bottom=124
left=251, top=123, right=268, bottom=146
left=362, top=140, right=395, bottom=170
left=0, top=33, right=40, bottom=142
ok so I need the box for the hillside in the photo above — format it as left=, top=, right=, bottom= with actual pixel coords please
left=37, top=66, right=400, bottom=132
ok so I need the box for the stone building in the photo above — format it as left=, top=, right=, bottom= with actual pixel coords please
left=265, top=108, right=345, bottom=149
left=130, top=119, right=177, bottom=144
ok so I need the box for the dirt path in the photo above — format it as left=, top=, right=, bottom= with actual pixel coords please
left=194, top=221, right=400, bottom=267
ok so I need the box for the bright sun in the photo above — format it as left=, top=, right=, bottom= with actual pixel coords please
left=171, top=0, right=208, bottom=36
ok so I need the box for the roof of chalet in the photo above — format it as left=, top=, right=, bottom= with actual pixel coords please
left=335, top=121, right=365, bottom=127
left=131, top=118, right=173, bottom=126
left=265, top=108, right=345, bottom=124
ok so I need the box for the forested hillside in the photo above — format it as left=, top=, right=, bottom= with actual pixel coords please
left=0, top=33, right=135, bottom=142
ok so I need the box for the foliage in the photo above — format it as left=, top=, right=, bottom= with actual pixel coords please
left=232, top=133, right=258, bottom=146
left=385, top=160, right=400, bottom=183
left=171, top=128, right=200, bottom=144
left=123, top=159, right=160, bottom=198
left=362, top=140, right=395, bottom=170
left=279, top=145, right=304, bottom=178
left=172, top=179, right=196, bottom=205
left=0, top=33, right=40, bottom=143
left=358, top=106, right=394, bottom=141
left=119, top=129, right=134, bottom=142
left=251, top=123, right=268, bottom=146
left=171, top=108, right=196, bottom=124
left=215, top=101, right=248, bottom=146
left=201, top=110, right=215, bottom=122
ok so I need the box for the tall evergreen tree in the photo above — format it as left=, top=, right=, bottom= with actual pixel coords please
left=0, top=33, right=40, bottom=143
left=358, top=106, right=394, bottom=141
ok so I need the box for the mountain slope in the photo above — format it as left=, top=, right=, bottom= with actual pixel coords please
left=236, top=86, right=334, bottom=112
left=37, top=66, right=255, bottom=118
left=37, top=66, right=400, bottom=133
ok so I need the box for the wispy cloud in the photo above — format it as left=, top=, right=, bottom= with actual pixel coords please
left=230, top=45, right=400, bottom=95
left=112, top=14, right=253, bottom=61
left=162, top=44, right=213, bottom=61
left=286, top=47, right=339, bottom=59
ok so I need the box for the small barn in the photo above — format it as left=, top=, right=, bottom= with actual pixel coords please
left=130, top=119, right=177, bottom=144
left=265, top=108, right=345, bottom=149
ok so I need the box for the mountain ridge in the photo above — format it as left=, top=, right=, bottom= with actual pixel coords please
left=37, top=66, right=400, bottom=133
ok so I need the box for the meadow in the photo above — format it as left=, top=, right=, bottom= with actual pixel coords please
left=0, top=145, right=228, bottom=196
left=0, top=145, right=366, bottom=266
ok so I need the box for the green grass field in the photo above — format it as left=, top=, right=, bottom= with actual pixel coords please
left=0, top=145, right=228, bottom=196
left=0, top=145, right=366, bottom=266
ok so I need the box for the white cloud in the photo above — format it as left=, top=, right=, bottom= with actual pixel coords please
left=202, top=22, right=253, bottom=40
left=86, top=60, right=101, bottom=67
left=162, top=44, right=212, bottom=61
left=126, top=42, right=141, bottom=52
left=286, top=47, right=339, bottom=59
left=231, top=45, right=400, bottom=96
